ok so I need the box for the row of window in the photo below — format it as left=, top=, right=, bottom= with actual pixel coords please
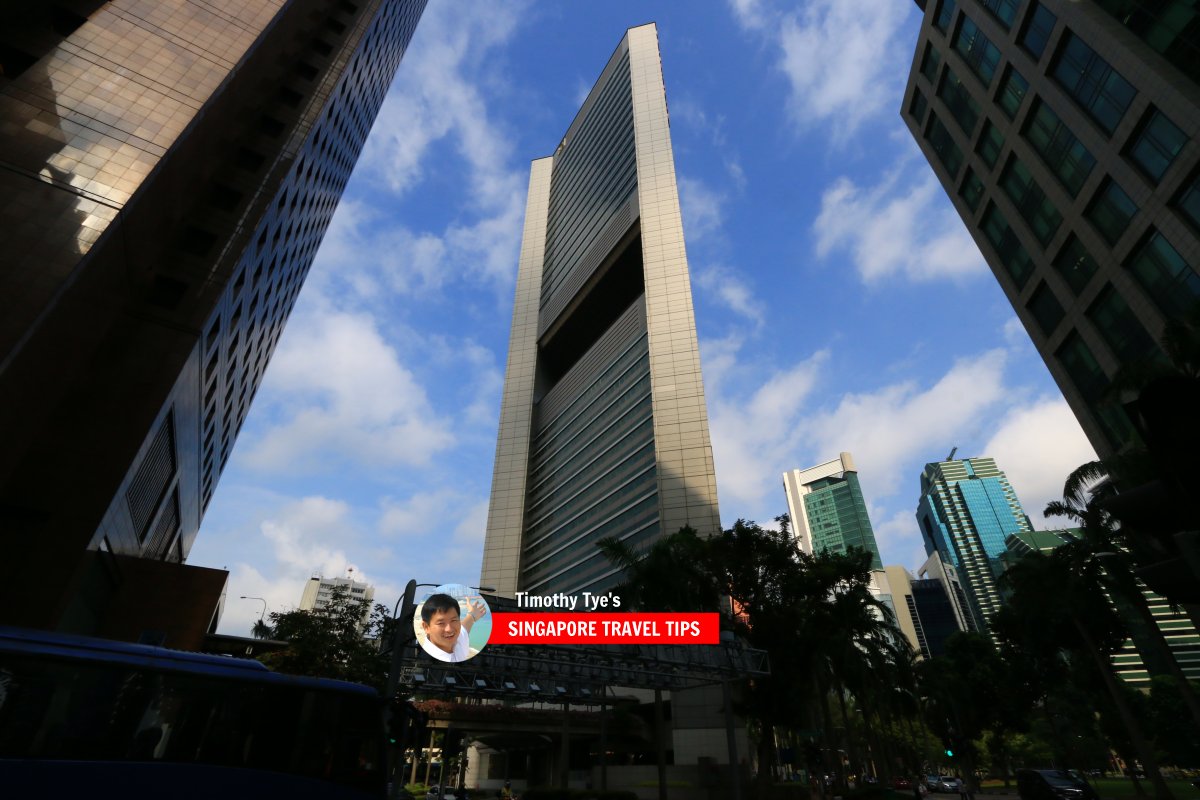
left=919, top=0, right=1200, bottom=450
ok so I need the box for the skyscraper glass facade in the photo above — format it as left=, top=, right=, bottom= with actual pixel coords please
left=903, top=0, right=1200, bottom=460
left=916, top=456, right=1031, bottom=633
left=783, top=453, right=884, bottom=570
left=0, top=0, right=428, bottom=637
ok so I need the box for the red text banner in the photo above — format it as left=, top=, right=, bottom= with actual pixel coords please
left=490, top=613, right=719, bottom=645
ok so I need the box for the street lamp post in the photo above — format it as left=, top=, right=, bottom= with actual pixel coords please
left=240, top=595, right=267, bottom=622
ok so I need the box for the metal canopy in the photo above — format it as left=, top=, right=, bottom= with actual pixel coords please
left=392, top=640, right=769, bottom=705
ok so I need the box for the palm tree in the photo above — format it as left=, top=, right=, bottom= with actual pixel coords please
left=1046, top=464, right=1200, bottom=734
left=596, top=525, right=722, bottom=612
left=251, top=618, right=274, bottom=639
left=999, top=548, right=1174, bottom=800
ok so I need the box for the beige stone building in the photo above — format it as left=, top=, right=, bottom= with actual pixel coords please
left=480, top=23, right=722, bottom=598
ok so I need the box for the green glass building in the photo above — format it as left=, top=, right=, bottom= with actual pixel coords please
left=783, top=452, right=883, bottom=569
left=916, top=456, right=1032, bottom=634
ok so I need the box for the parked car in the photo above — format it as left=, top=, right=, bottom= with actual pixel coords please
left=927, top=776, right=961, bottom=793
left=893, top=776, right=913, bottom=790
left=1016, top=770, right=1100, bottom=800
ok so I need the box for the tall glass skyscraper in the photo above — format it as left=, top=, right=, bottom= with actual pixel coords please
left=916, top=456, right=1032, bottom=633
left=782, top=452, right=883, bottom=569
left=903, top=0, right=1200, bottom=459
left=0, top=0, right=427, bottom=644
left=480, top=23, right=722, bottom=598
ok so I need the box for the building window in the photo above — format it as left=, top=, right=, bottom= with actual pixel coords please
left=1093, top=0, right=1200, bottom=86
left=910, top=88, right=930, bottom=125
left=1177, top=171, right=1200, bottom=232
left=960, top=167, right=985, bottom=212
left=1027, top=281, right=1066, bottom=335
left=938, top=67, right=980, bottom=136
left=1086, top=283, right=1159, bottom=364
left=977, top=119, right=1005, bottom=170
left=1020, top=1, right=1058, bottom=61
left=935, top=0, right=958, bottom=33
left=1127, top=230, right=1200, bottom=318
left=1126, top=107, right=1188, bottom=184
left=921, top=43, right=943, bottom=84
left=979, top=0, right=1020, bottom=29
left=1000, top=156, right=1062, bottom=246
left=926, top=113, right=964, bottom=178
left=1053, top=235, right=1099, bottom=295
left=954, top=15, right=1003, bottom=87
left=996, top=66, right=1029, bottom=119
left=1085, top=179, right=1138, bottom=245
left=1051, top=31, right=1136, bottom=136
left=1056, top=332, right=1134, bottom=449
left=982, top=203, right=1035, bottom=289
left=1023, top=99, right=1096, bottom=198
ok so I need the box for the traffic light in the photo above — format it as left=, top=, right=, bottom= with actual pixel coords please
left=387, top=700, right=428, bottom=749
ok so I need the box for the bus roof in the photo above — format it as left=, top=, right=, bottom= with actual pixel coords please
left=0, top=626, right=379, bottom=698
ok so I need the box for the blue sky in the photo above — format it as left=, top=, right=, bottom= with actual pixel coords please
left=191, top=0, right=1096, bottom=636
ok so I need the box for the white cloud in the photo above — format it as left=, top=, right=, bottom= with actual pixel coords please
left=730, top=0, right=916, bottom=137
left=696, top=264, right=765, bottom=327
left=242, top=308, right=454, bottom=474
left=708, top=350, right=828, bottom=511
left=708, top=345, right=1012, bottom=523
left=326, top=0, right=528, bottom=296
left=802, top=349, right=1010, bottom=497
left=259, top=496, right=361, bottom=577
left=728, top=0, right=769, bottom=31
left=872, top=508, right=928, bottom=572
left=814, top=164, right=987, bottom=284
left=359, top=1, right=523, bottom=202
left=379, top=492, right=489, bottom=580
left=380, top=490, right=464, bottom=537
left=982, top=397, right=1098, bottom=529
left=679, top=175, right=725, bottom=242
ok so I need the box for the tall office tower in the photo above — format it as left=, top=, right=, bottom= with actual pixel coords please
left=0, top=0, right=427, bottom=644
left=916, top=456, right=1032, bottom=633
left=919, top=550, right=978, bottom=634
left=1005, top=529, right=1200, bottom=684
left=299, top=574, right=376, bottom=615
left=783, top=452, right=883, bottom=569
left=903, top=0, right=1200, bottom=459
left=888, top=563, right=931, bottom=657
left=480, top=23, right=722, bottom=598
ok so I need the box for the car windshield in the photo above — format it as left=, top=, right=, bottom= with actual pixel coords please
left=1042, top=772, right=1081, bottom=787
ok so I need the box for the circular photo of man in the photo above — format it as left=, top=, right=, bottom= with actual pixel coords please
left=413, top=583, right=491, bottom=662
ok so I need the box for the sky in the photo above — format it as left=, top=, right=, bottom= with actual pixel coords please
left=190, top=0, right=1098, bottom=637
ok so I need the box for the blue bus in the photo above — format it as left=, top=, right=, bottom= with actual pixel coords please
left=0, top=626, right=386, bottom=798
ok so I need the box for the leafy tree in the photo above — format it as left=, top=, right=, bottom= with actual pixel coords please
left=596, top=525, right=722, bottom=613
left=600, top=518, right=912, bottom=798
left=1046, top=461, right=1200, bottom=733
left=260, top=584, right=392, bottom=690
left=997, top=548, right=1174, bottom=800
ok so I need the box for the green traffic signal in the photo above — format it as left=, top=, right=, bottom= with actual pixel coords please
left=945, top=749, right=954, bottom=757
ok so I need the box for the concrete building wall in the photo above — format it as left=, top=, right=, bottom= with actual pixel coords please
left=481, top=23, right=721, bottom=598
